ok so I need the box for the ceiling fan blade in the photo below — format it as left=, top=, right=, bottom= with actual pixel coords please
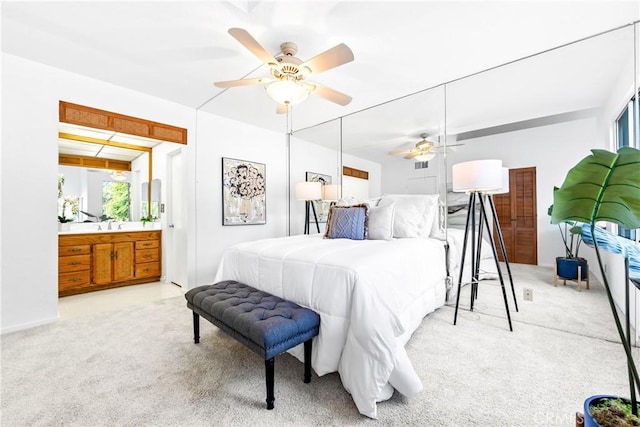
left=299, top=43, right=354, bottom=74
left=430, top=143, right=465, bottom=151
left=214, top=77, right=273, bottom=88
left=276, top=103, right=289, bottom=115
left=307, top=82, right=352, bottom=106
left=228, top=28, right=280, bottom=67
left=404, top=152, right=422, bottom=160
left=388, top=148, right=413, bottom=155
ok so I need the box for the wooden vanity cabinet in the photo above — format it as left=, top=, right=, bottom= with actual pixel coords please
left=93, top=242, right=135, bottom=285
left=58, top=230, right=161, bottom=296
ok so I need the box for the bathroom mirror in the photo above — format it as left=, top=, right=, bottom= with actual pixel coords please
left=58, top=127, right=155, bottom=222
left=141, top=179, right=161, bottom=219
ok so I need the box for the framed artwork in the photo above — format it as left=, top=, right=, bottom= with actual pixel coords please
left=306, top=171, right=332, bottom=223
left=222, top=157, right=266, bottom=225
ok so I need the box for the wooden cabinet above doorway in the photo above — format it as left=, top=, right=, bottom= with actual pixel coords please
left=59, top=101, right=187, bottom=145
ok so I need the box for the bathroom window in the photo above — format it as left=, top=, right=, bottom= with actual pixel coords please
left=102, top=181, right=130, bottom=221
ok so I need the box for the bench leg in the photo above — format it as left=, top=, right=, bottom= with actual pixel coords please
left=304, top=339, right=312, bottom=383
left=192, top=312, right=200, bottom=344
left=265, top=358, right=275, bottom=410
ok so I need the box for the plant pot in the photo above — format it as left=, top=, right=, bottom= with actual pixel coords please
left=584, top=395, right=639, bottom=426
left=556, top=256, right=588, bottom=280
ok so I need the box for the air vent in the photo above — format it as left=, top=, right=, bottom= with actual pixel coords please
left=414, top=161, right=429, bottom=169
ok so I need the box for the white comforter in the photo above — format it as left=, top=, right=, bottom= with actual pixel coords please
left=214, top=234, right=448, bottom=418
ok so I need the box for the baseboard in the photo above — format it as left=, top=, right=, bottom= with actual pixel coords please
left=1, top=315, right=58, bottom=335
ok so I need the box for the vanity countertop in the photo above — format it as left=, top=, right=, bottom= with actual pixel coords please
left=58, top=228, right=157, bottom=235
left=58, top=223, right=160, bottom=235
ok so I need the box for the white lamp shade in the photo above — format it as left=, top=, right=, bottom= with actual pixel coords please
left=265, top=80, right=309, bottom=105
left=490, top=167, right=510, bottom=194
left=322, top=184, right=341, bottom=201
left=452, top=159, right=503, bottom=192
left=295, top=181, right=322, bottom=200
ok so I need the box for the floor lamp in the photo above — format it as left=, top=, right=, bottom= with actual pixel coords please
left=295, top=182, right=322, bottom=234
left=484, top=168, right=519, bottom=313
left=451, top=160, right=514, bottom=331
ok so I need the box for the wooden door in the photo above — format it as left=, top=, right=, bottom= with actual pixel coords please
left=493, top=167, right=538, bottom=265
left=93, top=243, right=113, bottom=284
left=113, top=242, right=135, bottom=282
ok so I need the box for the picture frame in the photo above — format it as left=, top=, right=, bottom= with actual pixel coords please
left=222, top=157, right=266, bottom=225
left=305, top=171, right=332, bottom=223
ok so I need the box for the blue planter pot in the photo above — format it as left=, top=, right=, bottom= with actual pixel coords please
left=583, top=395, right=613, bottom=427
left=556, top=257, right=588, bottom=280
left=584, top=395, right=639, bottom=426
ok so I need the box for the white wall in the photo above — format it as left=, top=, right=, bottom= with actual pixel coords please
left=381, top=157, right=442, bottom=196
left=342, top=153, right=382, bottom=198
left=194, top=111, right=288, bottom=286
left=445, top=115, right=607, bottom=269
left=4, top=53, right=293, bottom=333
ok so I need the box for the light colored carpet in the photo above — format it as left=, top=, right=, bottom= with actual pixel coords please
left=2, top=264, right=638, bottom=426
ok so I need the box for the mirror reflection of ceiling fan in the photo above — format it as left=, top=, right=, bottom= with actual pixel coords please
left=388, top=133, right=463, bottom=161
left=214, top=28, right=354, bottom=113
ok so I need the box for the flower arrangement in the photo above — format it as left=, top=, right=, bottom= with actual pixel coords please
left=224, top=163, right=265, bottom=200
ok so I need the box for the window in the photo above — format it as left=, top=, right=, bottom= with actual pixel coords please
left=102, top=181, right=130, bottom=221
left=615, top=95, right=638, bottom=240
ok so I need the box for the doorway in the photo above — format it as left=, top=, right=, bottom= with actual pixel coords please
left=166, top=148, right=188, bottom=287
left=493, top=167, right=538, bottom=265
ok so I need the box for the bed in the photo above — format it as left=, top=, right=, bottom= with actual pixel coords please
left=213, top=193, right=494, bottom=418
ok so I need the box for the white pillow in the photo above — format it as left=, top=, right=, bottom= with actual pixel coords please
left=368, top=202, right=395, bottom=240
left=336, top=196, right=381, bottom=207
left=379, top=194, right=439, bottom=238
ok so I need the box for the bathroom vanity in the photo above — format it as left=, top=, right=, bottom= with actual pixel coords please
left=58, top=229, right=161, bottom=296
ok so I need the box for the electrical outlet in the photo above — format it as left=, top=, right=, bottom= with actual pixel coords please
left=524, top=288, right=533, bottom=301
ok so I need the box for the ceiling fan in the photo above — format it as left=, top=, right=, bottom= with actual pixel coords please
left=214, top=28, right=354, bottom=111
left=388, top=134, right=463, bottom=160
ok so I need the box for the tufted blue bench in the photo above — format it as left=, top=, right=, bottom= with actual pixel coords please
left=185, top=280, right=320, bottom=410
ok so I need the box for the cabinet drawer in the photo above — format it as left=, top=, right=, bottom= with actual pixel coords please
left=59, top=245, right=91, bottom=256
left=59, top=270, right=91, bottom=290
left=135, top=262, right=160, bottom=279
left=59, top=254, right=91, bottom=273
left=136, top=240, right=159, bottom=250
left=136, top=248, right=159, bottom=263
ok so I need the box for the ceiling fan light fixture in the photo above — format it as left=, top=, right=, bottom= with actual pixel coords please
left=110, top=170, right=128, bottom=181
left=415, top=152, right=436, bottom=161
left=265, top=79, right=309, bottom=106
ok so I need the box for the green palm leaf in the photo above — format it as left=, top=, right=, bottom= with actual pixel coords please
left=551, top=147, right=640, bottom=229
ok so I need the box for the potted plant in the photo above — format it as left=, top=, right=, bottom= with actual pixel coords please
left=550, top=147, right=640, bottom=425
left=548, top=206, right=588, bottom=283
left=58, top=215, right=72, bottom=231
left=140, top=216, right=155, bottom=228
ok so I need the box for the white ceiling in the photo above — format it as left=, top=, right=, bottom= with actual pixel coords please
left=2, top=1, right=639, bottom=137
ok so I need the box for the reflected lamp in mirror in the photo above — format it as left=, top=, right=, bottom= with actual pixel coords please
left=322, top=184, right=341, bottom=202
left=452, top=159, right=502, bottom=193
left=110, top=170, right=129, bottom=181
left=295, top=181, right=322, bottom=235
